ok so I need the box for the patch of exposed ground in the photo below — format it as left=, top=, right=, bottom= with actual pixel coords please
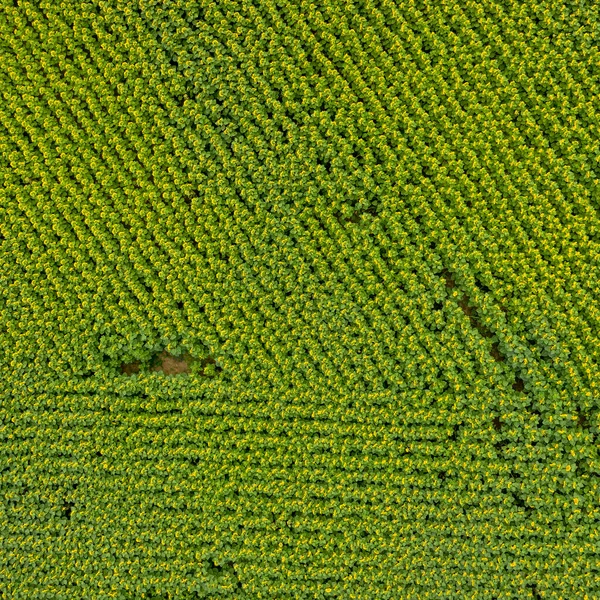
left=512, top=377, right=525, bottom=392
left=120, top=352, right=220, bottom=377
left=120, top=361, right=140, bottom=376
left=151, top=351, right=193, bottom=375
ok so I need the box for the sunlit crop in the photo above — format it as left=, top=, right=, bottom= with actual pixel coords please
left=1, top=0, right=600, bottom=598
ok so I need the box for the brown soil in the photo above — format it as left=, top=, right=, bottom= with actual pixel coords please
left=458, top=295, right=473, bottom=316
left=490, top=343, right=505, bottom=362
left=442, top=269, right=456, bottom=288
left=151, top=351, right=192, bottom=375
left=474, top=322, right=494, bottom=338
left=512, top=377, right=525, bottom=392
left=120, top=353, right=219, bottom=377
left=458, top=294, right=494, bottom=338
left=150, top=353, right=220, bottom=376
left=120, top=361, right=140, bottom=376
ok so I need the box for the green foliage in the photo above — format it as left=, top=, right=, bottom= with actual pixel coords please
left=1, top=0, right=600, bottom=598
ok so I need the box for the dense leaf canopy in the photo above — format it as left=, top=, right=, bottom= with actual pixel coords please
left=1, top=0, right=600, bottom=598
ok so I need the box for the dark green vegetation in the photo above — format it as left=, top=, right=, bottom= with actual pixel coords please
left=2, top=0, right=600, bottom=597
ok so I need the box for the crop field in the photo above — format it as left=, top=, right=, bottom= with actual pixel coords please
left=1, top=0, right=600, bottom=598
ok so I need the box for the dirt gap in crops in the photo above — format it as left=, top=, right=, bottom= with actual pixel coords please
left=120, top=361, right=140, bottom=375
left=154, top=352, right=221, bottom=376
left=151, top=351, right=192, bottom=375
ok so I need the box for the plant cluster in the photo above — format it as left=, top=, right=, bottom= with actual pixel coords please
left=1, top=0, right=600, bottom=598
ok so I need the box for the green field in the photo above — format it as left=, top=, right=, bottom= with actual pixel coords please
left=1, top=0, right=600, bottom=598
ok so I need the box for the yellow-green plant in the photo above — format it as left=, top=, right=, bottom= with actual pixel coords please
left=1, top=0, right=599, bottom=598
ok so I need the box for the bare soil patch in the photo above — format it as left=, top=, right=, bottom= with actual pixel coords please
left=441, top=269, right=456, bottom=288
left=120, top=361, right=141, bottom=376
left=149, top=352, right=220, bottom=376
left=151, top=351, right=193, bottom=375
left=512, top=377, right=525, bottom=392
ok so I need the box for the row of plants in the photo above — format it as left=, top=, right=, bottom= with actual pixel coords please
left=1, top=0, right=600, bottom=597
